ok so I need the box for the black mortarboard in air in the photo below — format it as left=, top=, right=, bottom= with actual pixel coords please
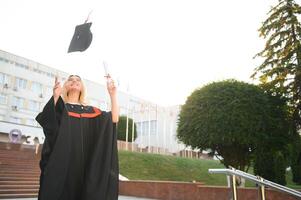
left=68, top=22, right=93, bottom=53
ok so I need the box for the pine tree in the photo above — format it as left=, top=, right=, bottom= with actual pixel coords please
left=252, top=0, right=301, bottom=184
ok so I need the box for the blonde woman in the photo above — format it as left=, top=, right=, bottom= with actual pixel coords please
left=36, top=75, right=119, bottom=200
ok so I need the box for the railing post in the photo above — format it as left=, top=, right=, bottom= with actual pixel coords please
left=258, top=177, right=266, bottom=200
left=230, top=174, right=238, bottom=200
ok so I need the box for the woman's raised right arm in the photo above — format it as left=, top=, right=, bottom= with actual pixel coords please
left=35, top=76, right=64, bottom=136
left=53, top=76, right=62, bottom=105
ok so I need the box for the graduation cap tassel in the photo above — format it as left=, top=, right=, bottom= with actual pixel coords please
left=85, top=10, right=93, bottom=23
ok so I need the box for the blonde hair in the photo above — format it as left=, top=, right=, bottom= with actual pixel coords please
left=62, top=76, right=88, bottom=105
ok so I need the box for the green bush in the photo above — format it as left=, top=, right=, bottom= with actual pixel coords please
left=117, top=115, right=137, bottom=142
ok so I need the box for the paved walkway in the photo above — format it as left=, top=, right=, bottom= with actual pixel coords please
left=1, top=196, right=157, bottom=200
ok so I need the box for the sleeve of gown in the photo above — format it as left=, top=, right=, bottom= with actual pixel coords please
left=35, top=96, right=64, bottom=137
left=106, top=111, right=117, bottom=127
left=35, top=96, right=65, bottom=170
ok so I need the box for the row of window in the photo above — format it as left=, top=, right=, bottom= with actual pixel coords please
left=0, top=72, right=52, bottom=95
left=0, top=93, right=109, bottom=113
left=0, top=56, right=57, bottom=78
left=0, top=114, right=37, bottom=126
left=0, top=93, right=41, bottom=111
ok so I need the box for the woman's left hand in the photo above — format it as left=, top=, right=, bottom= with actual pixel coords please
left=105, top=74, right=119, bottom=122
left=106, top=75, right=117, bottom=97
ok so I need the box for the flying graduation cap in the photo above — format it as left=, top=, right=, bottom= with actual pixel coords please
left=68, top=12, right=93, bottom=53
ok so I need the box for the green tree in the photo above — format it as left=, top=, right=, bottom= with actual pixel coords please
left=117, top=115, right=137, bottom=142
left=177, top=80, right=289, bottom=175
left=254, top=150, right=288, bottom=185
left=252, top=0, right=301, bottom=183
left=253, top=94, right=290, bottom=184
left=290, top=134, right=301, bottom=184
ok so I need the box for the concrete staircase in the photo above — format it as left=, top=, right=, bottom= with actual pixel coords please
left=0, top=142, right=40, bottom=199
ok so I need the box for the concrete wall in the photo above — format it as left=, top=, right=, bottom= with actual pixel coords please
left=119, top=180, right=300, bottom=200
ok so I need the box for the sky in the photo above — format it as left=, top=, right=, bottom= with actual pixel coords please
left=0, top=0, right=282, bottom=106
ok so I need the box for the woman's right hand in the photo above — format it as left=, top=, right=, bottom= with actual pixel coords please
left=53, top=76, right=62, bottom=105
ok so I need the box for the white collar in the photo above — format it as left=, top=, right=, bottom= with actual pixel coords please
left=66, top=102, right=81, bottom=105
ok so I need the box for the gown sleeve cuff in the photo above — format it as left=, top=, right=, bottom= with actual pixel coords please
left=35, top=96, right=55, bottom=127
left=35, top=96, right=64, bottom=130
left=55, top=96, right=65, bottom=114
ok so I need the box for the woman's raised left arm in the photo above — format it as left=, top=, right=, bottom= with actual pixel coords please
left=106, top=76, right=119, bottom=123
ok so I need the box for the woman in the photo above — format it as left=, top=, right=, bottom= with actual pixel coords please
left=36, top=75, right=119, bottom=200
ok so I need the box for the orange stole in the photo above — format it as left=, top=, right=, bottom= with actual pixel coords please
left=68, top=107, right=102, bottom=118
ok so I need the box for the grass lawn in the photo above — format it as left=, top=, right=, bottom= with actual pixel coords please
left=118, top=150, right=301, bottom=189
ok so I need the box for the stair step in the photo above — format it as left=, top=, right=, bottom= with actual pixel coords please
left=0, top=152, right=38, bottom=156
left=0, top=152, right=38, bottom=155
left=0, top=170, right=40, bottom=174
left=0, top=158, right=38, bottom=160
left=0, top=181, right=39, bottom=185
left=0, top=167, right=39, bottom=170
left=0, top=155, right=39, bottom=158
left=0, top=166, right=39, bottom=169
left=0, top=157, right=37, bottom=160
left=0, top=188, right=39, bottom=194
left=0, top=161, right=38, bottom=163
left=0, top=172, right=40, bottom=175
left=0, top=193, right=38, bottom=198
left=0, top=185, right=39, bottom=189
left=0, top=167, right=40, bottom=171
left=0, top=173, right=40, bottom=178
left=0, top=165, right=38, bottom=168
left=0, top=171, right=40, bottom=173
left=0, top=164, right=39, bottom=168
left=0, top=177, right=39, bottom=181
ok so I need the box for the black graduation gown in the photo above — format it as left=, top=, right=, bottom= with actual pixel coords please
left=35, top=96, right=119, bottom=200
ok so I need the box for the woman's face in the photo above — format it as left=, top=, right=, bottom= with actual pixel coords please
left=65, top=75, right=82, bottom=93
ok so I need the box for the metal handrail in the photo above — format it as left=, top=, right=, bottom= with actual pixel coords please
left=209, top=168, right=301, bottom=199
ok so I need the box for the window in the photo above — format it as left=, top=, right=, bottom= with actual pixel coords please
left=15, top=77, right=27, bottom=90
left=26, top=118, right=36, bottom=126
left=23, top=64, right=28, bottom=69
left=31, top=82, right=42, bottom=94
left=12, top=96, right=24, bottom=108
left=28, top=100, right=40, bottom=111
left=99, top=101, right=108, bottom=110
left=0, top=93, right=7, bottom=104
left=0, top=73, right=9, bottom=85
left=90, top=99, right=99, bottom=107
left=136, top=120, right=157, bottom=136
left=45, top=86, right=52, bottom=96
left=10, top=116, right=22, bottom=124
left=15, top=62, right=29, bottom=70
